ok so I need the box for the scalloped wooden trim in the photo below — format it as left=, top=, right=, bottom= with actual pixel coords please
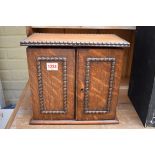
left=37, top=56, right=67, bottom=114
left=83, top=57, right=116, bottom=114
left=20, top=40, right=130, bottom=47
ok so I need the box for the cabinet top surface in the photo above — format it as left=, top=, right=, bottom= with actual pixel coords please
left=20, top=33, right=130, bottom=47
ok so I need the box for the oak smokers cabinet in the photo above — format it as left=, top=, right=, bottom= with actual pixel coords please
left=21, top=33, right=130, bottom=125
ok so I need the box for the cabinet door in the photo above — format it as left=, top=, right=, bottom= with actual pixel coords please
left=27, top=48, right=75, bottom=120
left=76, top=48, right=124, bottom=120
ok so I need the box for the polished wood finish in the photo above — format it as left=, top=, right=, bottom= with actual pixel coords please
left=76, top=48, right=124, bottom=121
left=22, top=33, right=129, bottom=124
left=98, top=29, right=135, bottom=78
left=21, top=33, right=129, bottom=47
left=27, top=48, right=75, bottom=120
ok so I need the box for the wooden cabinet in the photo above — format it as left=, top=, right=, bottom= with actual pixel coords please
left=21, top=33, right=129, bottom=124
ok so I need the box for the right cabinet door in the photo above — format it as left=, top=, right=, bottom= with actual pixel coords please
left=76, top=48, right=124, bottom=121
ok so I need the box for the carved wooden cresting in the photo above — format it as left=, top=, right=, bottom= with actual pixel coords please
left=21, top=33, right=130, bottom=125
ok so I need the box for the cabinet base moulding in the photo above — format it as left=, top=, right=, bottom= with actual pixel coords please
left=30, top=119, right=119, bottom=125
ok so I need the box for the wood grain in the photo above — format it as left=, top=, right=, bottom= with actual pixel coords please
left=21, top=33, right=129, bottom=47
left=27, top=48, right=75, bottom=120
left=76, top=48, right=124, bottom=120
left=33, top=28, right=65, bottom=34
left=23, top=32, right=128, bottom=124
left=98, top=29, right=135, bottom=78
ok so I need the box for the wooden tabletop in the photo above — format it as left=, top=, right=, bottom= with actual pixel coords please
left=20, top=33, right=130, bottom=47
left=6, top=80, right=145, bottom=129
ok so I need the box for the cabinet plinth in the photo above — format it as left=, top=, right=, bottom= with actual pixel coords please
left=21, top=33, right=130, bottom=125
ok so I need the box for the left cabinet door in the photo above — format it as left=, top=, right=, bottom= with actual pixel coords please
left=27, top=48, right=75, bottom=120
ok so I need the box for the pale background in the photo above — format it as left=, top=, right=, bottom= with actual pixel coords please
left=0, top=26, right=28, bottom=105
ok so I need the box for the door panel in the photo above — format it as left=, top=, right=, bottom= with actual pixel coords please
left=76, top=48, right=124, bottom=120
left=27, top=48, right=75, bottom=120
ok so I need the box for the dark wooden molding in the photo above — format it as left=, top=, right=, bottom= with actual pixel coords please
left=37, top=56, right=67, bottom=114
left=84, top=57, right=116, bottom=114
left=21, top=40, right=129, bottom=47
